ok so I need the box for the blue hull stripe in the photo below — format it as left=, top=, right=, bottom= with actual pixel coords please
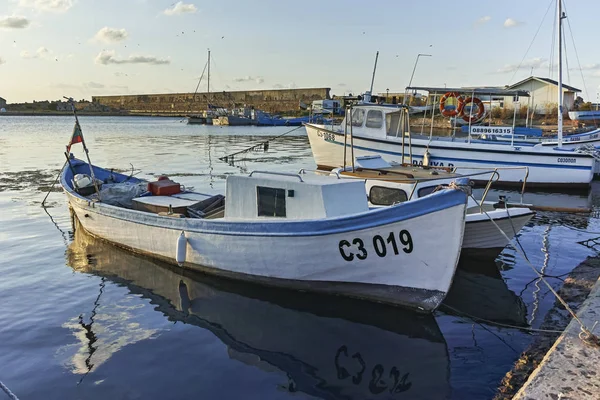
left=325, top=139, right=593, bottom=171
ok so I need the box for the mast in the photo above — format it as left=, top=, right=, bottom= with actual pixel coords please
left=207, top=49, right=211, bottom=96
left=557, top=0, right=564, bottom=147
left=369, top=51, right=379, bottom=95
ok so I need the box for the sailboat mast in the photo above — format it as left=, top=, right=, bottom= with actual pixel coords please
left=207, top=49, right=211, bottom=96
left=557, top=0, right=563, bottom=147
left=369, top=51, right=379, bottom=95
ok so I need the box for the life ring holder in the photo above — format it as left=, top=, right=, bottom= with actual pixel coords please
left=439, top=92, right=465, bottom=117
left=462, top=97, right=485, bottom=123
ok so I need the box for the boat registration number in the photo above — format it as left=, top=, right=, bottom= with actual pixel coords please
left=557, top=157, right=577, bottom=163
left=317, top=130, right=336, bottom=142
left=338, top=230, right=413, bottom=261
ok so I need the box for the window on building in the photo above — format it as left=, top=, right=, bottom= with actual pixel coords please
left=351, top=109, right=365, bottom=127
left=369, top=186, right=408, bottom=206
left=386, top=111, right=403, bottom=136
left=257, top=186, right=287, bottom=217
left=366, top=110, right=384, bottom=128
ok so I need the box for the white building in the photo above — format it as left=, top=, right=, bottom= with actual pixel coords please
left=505, top=76, right=580, bottom=114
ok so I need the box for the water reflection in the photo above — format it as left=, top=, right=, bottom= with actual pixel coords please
left=66, top=218, right=451, bottom=399
left=442, top=258, right=528, bottom=327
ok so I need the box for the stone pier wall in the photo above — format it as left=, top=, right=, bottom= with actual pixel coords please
left=92, top=88, right=330, bottom=114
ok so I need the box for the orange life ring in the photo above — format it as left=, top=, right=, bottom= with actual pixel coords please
left=461, top=97, right=485, bottom=123
left=439, top=92, right=464, bottom=117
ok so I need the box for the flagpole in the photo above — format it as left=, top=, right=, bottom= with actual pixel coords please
left=64, top=97, right=101, bottom=200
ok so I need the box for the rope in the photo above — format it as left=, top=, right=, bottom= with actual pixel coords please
left=178, top=61, right=208, bottom=123
left=440, top=303, right=565, bottom=334
left=470, top=194, right=600, bottom=342
left=508, top=0, right=554, bottom=84
left=218, top=125, right=303, bottom=165
left=0, top=381, right=19, bottom=400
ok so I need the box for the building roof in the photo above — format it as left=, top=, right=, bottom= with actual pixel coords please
left=507, top=76, right=581, bottom=93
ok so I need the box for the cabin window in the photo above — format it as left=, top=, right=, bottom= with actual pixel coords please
left=386, top=112, right=402, bottom=136
left=366, top=110, right=383, bottom=128
left=369, top=186, right=408, bottom=206
left=257, top=186, right=287, bottom=217
left=417, top=186, right=437, bottom=197
left=351, top=109, right=365, bottom=126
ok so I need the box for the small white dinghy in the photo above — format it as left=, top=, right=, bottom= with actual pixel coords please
left=332, top=155, right=535, bottom=256
left=61, top=156, right=468, bottom=312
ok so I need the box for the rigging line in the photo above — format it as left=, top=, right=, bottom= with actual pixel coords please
left=179, top=61, right=208, bottom=123
left=470, top=194, right=599, bottom=341
left=0, top=381, right=19, bottom=400
left=218, top=125, right=303, bottom=164
left=441, top=303, right=565, bottom=334
left=508, top=0, right=555, bottom=84
left=563, top=0, right=597, bottom=122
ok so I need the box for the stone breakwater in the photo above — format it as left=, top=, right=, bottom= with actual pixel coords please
left=92, top=88, right=331, bottom=115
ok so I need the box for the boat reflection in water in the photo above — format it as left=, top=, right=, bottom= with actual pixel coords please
left=442, top=257, right=528, bottom=327
left=66, top=217, right=451, bottom=400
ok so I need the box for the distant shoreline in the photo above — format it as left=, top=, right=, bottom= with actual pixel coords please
left=0, top=111, right=186, bottom=117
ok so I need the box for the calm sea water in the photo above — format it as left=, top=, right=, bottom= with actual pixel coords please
left=1, top=115, right=599, bottom=400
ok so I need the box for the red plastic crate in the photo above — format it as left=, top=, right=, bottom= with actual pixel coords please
left=148, top=179, right=182, bottom=196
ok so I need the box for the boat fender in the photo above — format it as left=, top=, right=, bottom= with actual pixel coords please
left=423, top=151, right=431, bottom=167
left=176, top=231, right=187, bottom=266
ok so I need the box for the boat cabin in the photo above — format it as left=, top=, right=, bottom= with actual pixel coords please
left=224, top=171, right=368, bottom=220
left=338, top=103, right=410, bottom=139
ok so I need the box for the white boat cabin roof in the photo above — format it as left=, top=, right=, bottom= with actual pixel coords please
left=225, top=171, right=369, bottom=220
left=337, top=102, right=410, bottom=139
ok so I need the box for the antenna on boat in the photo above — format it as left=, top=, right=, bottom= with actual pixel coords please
left=368, top=51, right=379, bottom=101
left=557, top=0, right=565, bottom=147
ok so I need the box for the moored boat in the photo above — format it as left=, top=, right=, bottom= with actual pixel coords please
left=305, top=99, right=596, bottom=190
left=60, top=152, right=468, bottom=312
left=330, top=156, right=534, bottom=256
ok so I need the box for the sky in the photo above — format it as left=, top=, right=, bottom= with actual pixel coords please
left=1, top=0, right=600, bottom=103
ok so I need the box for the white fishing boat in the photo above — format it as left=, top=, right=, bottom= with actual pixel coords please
left=60, top=141, right=468, bottom=311
left=568, top=110, right=600, bottom=122
left=331, top=155, right=534, bottom=256
left=67, top=224, right=452, bottom=398
left=305, top=98, right=596, bottom=190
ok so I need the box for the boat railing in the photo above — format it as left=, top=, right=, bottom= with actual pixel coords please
left=298, top=168, right=341, bottom=179
left=249, top=170, right=304, bottom=182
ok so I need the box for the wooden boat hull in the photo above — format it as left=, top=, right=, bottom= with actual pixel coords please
left=61, top=160, right=467, bottom=312
left=306, top=124, right=595, bottom=189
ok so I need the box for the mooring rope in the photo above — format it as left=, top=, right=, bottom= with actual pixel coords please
left=471, top=194, right=600, bottom=345
left=218, top=125, right=304, bottom=165
left=0, top=381, right=19, bottom=400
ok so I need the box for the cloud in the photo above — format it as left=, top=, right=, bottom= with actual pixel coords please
left=273, top=82, right=297, bottom=89
left=93, top=27, right=128, bottom=43
left=0, top=57, right=5, bottom=65
left=503, top=18, right=523, bottom=28
left=337, top=83, right=346, bottom=87
left=232, top=75, right=264, bottom=84
left=20, top=46, right=51, bottom=59
left=163, top=2, right=197, bottom=16
left=577, top=64, right=600, bottom=71
left=95, top=50, right=170, bottom=65
left=18, top=0, right=75, bottom=13
left=497, top=57, right=547, bottom=73
left=475, top=16, right=491, bottom=25
left=0, top=15, right=30, bottom=29
left=85, top=81, right=105, bottom=89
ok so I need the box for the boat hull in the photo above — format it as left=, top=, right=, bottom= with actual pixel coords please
left=62, top=162, right=467, bottom=312
left=463, top=208, right=534, bottom=251
left=306, top=124, right=595, bottom=189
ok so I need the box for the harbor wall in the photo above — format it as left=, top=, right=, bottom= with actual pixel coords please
left=92, top=88, right=330, bottom=114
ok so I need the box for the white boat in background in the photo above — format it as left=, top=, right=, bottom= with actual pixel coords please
left=568, top=110, right=600, bottom=121
left=61, top=155, right=468, bottom=312
left=331, top=155, right=534, bottom=256
left=305, top=98, right=596, bottom=190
